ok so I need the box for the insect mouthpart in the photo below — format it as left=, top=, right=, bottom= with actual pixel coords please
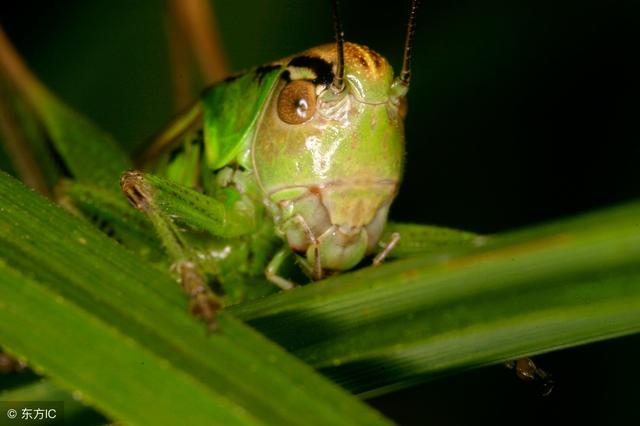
left=270, top=180, right=397, bottom=273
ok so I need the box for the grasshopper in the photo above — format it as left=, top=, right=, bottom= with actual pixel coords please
left=116, top=0, right=420, bottom=326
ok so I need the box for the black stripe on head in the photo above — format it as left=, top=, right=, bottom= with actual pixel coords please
left=287, top=56, right=334, bottom=86
left=223, top=72, right=243, bottom=84
left=254, top=64, right=282, bottom=84
left=253, top=65, right=282, bottom=84
left=280, top=70, right=291, bottom=82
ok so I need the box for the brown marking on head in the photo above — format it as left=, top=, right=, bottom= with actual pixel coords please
left=345, top=43, right=388, bottom=77
left=370, top=51, right=383, bottom=70
left=288, top=42, right=391, bottom=82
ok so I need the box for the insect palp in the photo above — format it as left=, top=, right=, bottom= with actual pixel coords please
left=330, top=0, right=346, bottom=94
left=265, top=249, right=297, bottom=291
left=373, top=232, right=401, bottom=266
left=293, top=214, right=323, bottom=280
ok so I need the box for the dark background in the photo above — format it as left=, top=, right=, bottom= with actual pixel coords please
left=1, top=0, right=639, bottom=424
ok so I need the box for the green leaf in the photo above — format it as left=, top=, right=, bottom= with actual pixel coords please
left=230, top=202, right=640, bottom=397
left=0, top=171, right=391, bottom=425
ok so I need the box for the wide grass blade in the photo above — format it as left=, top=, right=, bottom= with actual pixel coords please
left=1, top=380, right=107, bottom=425
left=381, top=222, right=483, bottom=259
left=0, top=171, right=391, bottom=425
left=56, top=179, right=165, bottom=261
left=231, top=202, right=640, bottom=397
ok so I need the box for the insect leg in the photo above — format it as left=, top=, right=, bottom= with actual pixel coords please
left=373, top=232, right=401, bottom=266
left=505, top=357, right=555, bottom=396
left=0, top=351, right=26, bottom=374
left=265, top=249, right=297, bottom=291
left=292, top=214, right=323, bottom=280
left=120, top=170, right=226, bottom=329
left=175, top=260, right=222, bottom=331
left=54, top=179, right=164, bottom=259
left=122, top=170, right=255, bottom=238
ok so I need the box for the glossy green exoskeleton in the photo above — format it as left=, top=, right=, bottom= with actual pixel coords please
left=121, top=1, right=419, bottom=325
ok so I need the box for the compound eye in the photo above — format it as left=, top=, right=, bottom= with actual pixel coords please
left=277, top=80, right=316, bottom=124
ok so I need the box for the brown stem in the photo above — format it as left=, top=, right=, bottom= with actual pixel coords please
left=0, top=27, right=50, bottom=195
left=169, top=0, right=230, bottom=86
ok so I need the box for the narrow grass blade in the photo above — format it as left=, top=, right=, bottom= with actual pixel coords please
left=0, top=28, right=131, bottom=190
left=0, top=172, right=391, bottom=425
left=0, top=79, right=57, bottom=195
left=231, top=202, right=640, bottom=397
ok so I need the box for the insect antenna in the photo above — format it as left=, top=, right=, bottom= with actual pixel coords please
left=399, top=0, right=420, bottom=87
left=330, top=0, right=346, bottom=93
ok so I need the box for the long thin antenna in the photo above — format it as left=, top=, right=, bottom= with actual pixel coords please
left=399, top=0, right=419, bottom=87
left=331, top=0, right=345, bottom=93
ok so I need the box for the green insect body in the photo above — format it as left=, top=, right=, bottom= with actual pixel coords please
left=139, top=42, right=407, bottom=291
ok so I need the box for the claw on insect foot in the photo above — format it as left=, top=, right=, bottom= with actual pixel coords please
left=177, top=261, right=222, bottom=331
left=0, top=352, right=26, bottom=374
left=505, top=357, right=555, bottom=396
left=189, top=293, right=222, bottom=332
left=120, top=170, right=153, bottom=211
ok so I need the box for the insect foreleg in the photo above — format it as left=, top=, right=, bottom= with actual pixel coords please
left=122, top=171, right=255, bottom=238
left=54, top=179, right=164, bottom=259
left=0, top=351, right=26, bottom=374
left=175, top=260, right=222, bottom=330
left=505, top=357, right=555, bottom=396
left=120, top=170, right=256, bottom=328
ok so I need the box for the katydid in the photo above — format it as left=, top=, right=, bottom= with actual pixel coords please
left=119, top=0, right=420, bottom=327
left=0, top=0, right=556, bottom=394
left=119, top=0, right=553, bottom=387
